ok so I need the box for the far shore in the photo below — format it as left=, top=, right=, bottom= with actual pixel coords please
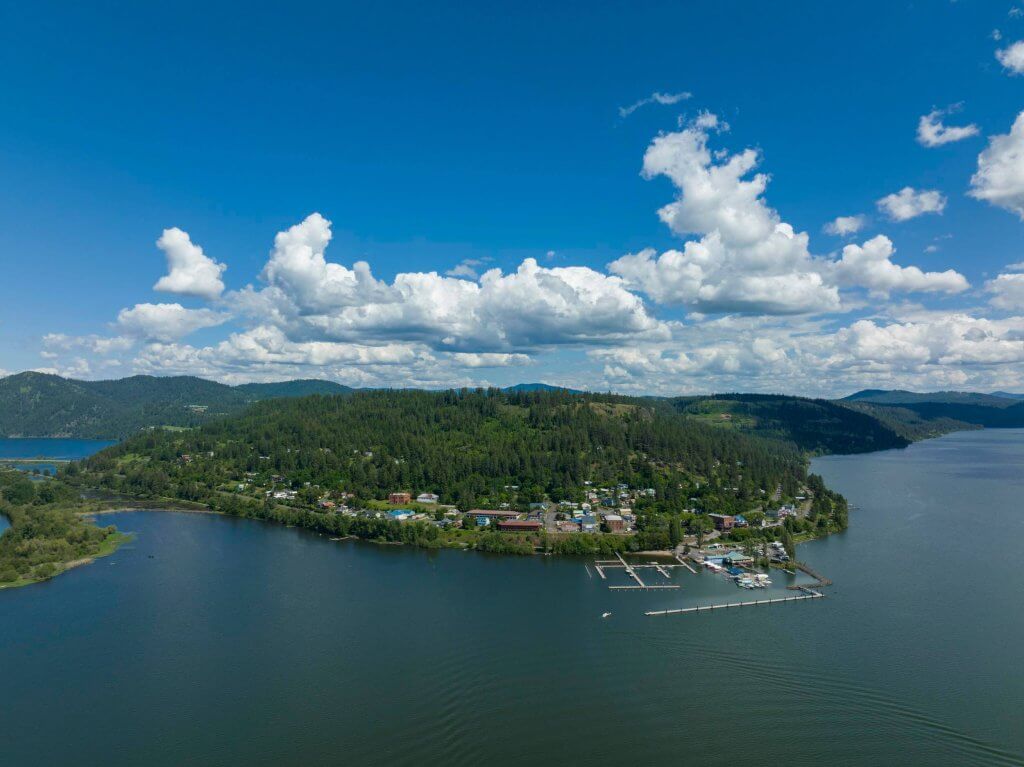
left=83, top=506, right=224, bottom=517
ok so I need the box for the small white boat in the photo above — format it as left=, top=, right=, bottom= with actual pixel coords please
left=602, top=612, right=612, bottom=618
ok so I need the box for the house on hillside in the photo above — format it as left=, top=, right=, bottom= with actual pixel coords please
left=708, top=513, right=735, bottom=531
left=389, top=492, right=412, bottom=504
left=603, top=514, right=625, bottom=533
left=416, top=493, right=439, bottom=504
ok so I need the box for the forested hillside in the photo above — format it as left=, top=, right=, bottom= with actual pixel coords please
left=79, top=389, right=812, bottom=513
left=840, top=389, right=1024, bottom=430
left=843, top=389, right=1016, bottom=407
left=234, top=379, right=354, bottom=398
left=840, top=402, right=979, bottom=441
left=0, top=372, right=353, bottom=438
left=672, top=394, right=911, bottom=454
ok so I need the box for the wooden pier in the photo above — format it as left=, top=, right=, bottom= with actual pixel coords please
left=617, top=551, right=644, bottom=586
left=674, top=553, right=697, bottom=574
left=645, top=591, right=824, bottom=616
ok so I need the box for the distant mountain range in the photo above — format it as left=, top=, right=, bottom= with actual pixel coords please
left=841, top=389, right=1024, bottom=434
left=843, top=389, right=1017, bottom=407
left=0, top=372, right=354, bottom=438
left=502, top=382, right=584, bottom=394
left=4, top=373, right=1024, bottom=443
left=0, top=372, right=588, bottom=438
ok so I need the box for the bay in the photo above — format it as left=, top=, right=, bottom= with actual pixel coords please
left=0, top=438, right=116, bottom=477
left=2, top=429, right=1022, bottom=766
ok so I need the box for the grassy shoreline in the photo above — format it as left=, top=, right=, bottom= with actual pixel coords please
left=0, top=530, right=133, bottom=590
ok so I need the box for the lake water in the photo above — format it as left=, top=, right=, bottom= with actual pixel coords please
left=2, top=429, right=1023, bottom=766
left=0, top=437, right=116, bottom=477
left=0, top=437, right=116, bottom=460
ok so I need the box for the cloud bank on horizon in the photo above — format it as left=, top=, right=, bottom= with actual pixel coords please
left=32, top=96, right=1024, bottom=398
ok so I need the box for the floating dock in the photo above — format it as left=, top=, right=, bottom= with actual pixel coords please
left=592, top=554, right=686, bottom=590
left=610, top=585, right=680, bottom=590
left=645, top=591, right=824, bottom=616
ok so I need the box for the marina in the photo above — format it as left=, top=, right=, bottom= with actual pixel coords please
left=592, top=551, right=685, bottom=590
left=592, top=547, right=832, bottom=611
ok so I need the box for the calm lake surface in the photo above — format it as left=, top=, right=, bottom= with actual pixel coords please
left=0, top=438, right=116, bottom=476
left=3, top=429, right=1023, bottom=766
left=0, top=437, right=116, bottom=460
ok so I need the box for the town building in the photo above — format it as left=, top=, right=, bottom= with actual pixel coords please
left=603, top=514, right=625, bottom=532
left=708, top=513, right=735, bottom=531
left=497, top=519, right=542, bottom=532
left=388, top=492, right=412, bottom=504
left=416, top=493, right=439, bottom=504
left=467, top=509, right=519, bottom=519
left=724, top=551, right=753, bottom=566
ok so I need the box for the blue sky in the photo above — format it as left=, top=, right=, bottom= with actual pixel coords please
left=2, top=1, right=1024, bottom=395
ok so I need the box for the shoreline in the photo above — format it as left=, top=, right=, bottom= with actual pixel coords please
left=84, top=506, right=225, bottom=517
left=0, top=530, right=132, bottom=590
left=11, top=429, right=972, bottom=588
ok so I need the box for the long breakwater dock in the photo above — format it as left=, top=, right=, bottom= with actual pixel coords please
left=785, top=562, right=832, bottom=591
left=594, top=552, right=681, bottom=590
left=646, top=590, right=825, bottom=616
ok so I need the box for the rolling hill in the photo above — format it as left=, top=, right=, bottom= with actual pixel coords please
left=839, top=389, right=1024, bottom=432
left=0, top=372, right=354, bottom=438
left=672, top=393, right=911, bottom=454
left=843, top=389, right=1015, bottom=407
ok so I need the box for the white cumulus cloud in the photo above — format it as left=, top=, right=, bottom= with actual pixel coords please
left=116, top=303, right=228, bottom=342
left=970, top=110, right=1024, bottom=219
left=834, top=235, right=969, bottom=296
left=916, top=107, right=979, bottom=147
left=824, top=215, right=867, bottom=236
left=259, top=212, right=394, bottom=313
left=877, top=187, right=947, bottom=221
left=988, top=272, right=1024, bottom=310
left=608, top=117, right=841, bottom=314
left=153, top=228, right=227, bottom=300
left=996, top=40, right=1024, bottom=74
